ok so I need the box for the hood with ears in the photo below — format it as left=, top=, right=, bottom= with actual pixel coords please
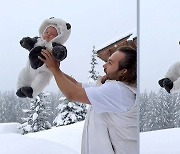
left=39, top=17, right=71, bottom=45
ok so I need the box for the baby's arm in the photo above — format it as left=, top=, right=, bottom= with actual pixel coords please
left=20, top=36, right=39, bottom=51
left=52, top=42, right=67, bottom=61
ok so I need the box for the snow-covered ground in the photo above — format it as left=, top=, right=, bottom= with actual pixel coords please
left=140, top=128, right=180, bottom=154
left=0, top=121, right=84, bottom=154
left=1, top=122, right=180, bottom=154
left=0, top=123, right=21, bottom=134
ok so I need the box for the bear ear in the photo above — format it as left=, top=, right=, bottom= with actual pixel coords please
left=66, top=23, right=71, bottom=30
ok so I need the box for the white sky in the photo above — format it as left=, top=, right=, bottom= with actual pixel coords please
left=140, top=0, right=180, bottom=92
left=0, top=0, right=136, bottom=93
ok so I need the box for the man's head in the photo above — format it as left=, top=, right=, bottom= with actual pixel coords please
left=103, top=46, right=136, bottom=84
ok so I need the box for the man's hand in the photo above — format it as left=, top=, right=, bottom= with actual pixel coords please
left=38, top=50, right=60, bottom=74
left=101, top=75, right=108, bottom=84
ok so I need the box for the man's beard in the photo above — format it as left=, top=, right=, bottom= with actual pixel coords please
left=105, top=70, right=119, bottom=81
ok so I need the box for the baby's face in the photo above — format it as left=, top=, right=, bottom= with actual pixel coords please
left=43, top=26, right=58, bottom=42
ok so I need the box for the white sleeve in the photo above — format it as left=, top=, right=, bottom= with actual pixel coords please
left=85, top=81, right=135, bottom=113
left=82, top=82, right=96, bottom=88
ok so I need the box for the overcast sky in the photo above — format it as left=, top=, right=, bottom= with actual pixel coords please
left=140, top=0, right=180, bottom=92
left=0, top=0, right=136, bottom=93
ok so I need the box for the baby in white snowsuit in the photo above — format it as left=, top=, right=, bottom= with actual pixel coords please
left=158, top=61, right=180, bottom=93
left=16, top=17, right=71, bottom=98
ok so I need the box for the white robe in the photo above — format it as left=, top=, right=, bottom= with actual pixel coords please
left=81, top=80, right=138, bottom=154
left=81, top=104, right=138, bottom=154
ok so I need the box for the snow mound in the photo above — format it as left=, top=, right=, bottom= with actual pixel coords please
left=0, top=133, right=77, bottom=154
left=27, top=121, right=84, bottom=153
left=0, top=121, right=84, bottom=154
left=140, top=128, right=180, bottom=154
left=0, top=123, right=21, bottom=134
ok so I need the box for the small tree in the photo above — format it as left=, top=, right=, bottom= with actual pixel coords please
left=53, top=96, right=87, bottom=126
left=88, top=46, right=99, bottom=81
left=19, top=93, right=51, bottom=134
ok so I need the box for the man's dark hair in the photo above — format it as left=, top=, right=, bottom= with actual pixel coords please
left=118, top=46, right=137, bottom=84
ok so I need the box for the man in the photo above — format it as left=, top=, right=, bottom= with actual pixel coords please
left=39, top=46, right=138, bottom=154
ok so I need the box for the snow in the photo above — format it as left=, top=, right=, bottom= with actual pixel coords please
left=0, top=123, right=21, bottom=134
left=22, top=124, right=32, bottom=132
left=53, top=114, right=63, bottom=125
left=59, top=96, right=66, bottom=101
left=0, top=134, right=77, bottom=154
left=140, top=128, right=180, bottom=154
left=2, top=121, right=180, bottom=153
left=0, top=121, right=84, bottom=154
left=32, top=113, right=38, bottom=121
left=127, top=30, right=137, bottom=41
left=96, top=27, right=136, bottom=51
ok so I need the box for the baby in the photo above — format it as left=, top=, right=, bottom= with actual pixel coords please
left=16, top=17, right=71, bottom=98
left=158, top=61, right=180, bottom=93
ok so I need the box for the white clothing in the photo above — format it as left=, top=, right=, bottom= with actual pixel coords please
left=85, top=80, right=136, bottom=113
left=165, top=61, right=180, bottom=93
left=81, top=80, right=138, bottom=154
left=17, top=17, right=71, bottom=97
left=17, top=61, right=52, bottom=97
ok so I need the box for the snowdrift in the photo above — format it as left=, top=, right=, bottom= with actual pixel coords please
left=140, top=128, right=180, bottom=154
left=0, top=121, right=84, bottom=154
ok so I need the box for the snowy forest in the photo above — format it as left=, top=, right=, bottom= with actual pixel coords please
left=140, top=88, right=180, bottom=132
left=0, top=91, right=88, bottom=134
left=3, top=87, right=180, bottom=134
left=2, top=88, right=180, bottom=134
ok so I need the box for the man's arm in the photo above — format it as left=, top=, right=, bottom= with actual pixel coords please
left=38, top=50, right=90, bottom=104
left=53, top=69, right=90, bottom=104
left=63, top=73, right=82, bottom=87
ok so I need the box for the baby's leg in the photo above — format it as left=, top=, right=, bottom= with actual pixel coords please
left=17, top=67, right=32, bottom=89
left=16, top=67, right=32, bottom=97
left=31, top=71, right=53, bottom=97
left=170, top=77, right=180, bottom=94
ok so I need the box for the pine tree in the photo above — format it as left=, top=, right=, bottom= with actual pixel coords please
left=173, top=93, right=180, bottom=127
left=139, top=90, right=149, bottom=132
left=53, top=96, right=87, bottom=126
left=47, top=92, right=62, bottom=124
left=19, top=93, right=51, bottom=134
left=140, top=89, right=180, bottom=132
left=88, top=46, right=99, bottom=81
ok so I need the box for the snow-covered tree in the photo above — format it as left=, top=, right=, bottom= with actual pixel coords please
left=47, top=92, right=62, bottom=124
left=0, top=91, right=29, bottom=123
left=173, top=93, right=180, bottom=127
left=140, top=88, right=180, bottom=132
left=88, top=46, right=99, bottom=81
left=53, top=96, right=87, bottom=126
left=141, top=91, right=160, bottom=131
left=19, top=93, right=51, bottom=134
left=156, top=89, right=175, bottom=129
left=139, top=90, right=149, bottom=132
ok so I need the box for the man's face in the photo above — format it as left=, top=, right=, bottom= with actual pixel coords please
left=103, top=51, right=126, bottom=80
left=43, top=26, right=58, bottom=42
